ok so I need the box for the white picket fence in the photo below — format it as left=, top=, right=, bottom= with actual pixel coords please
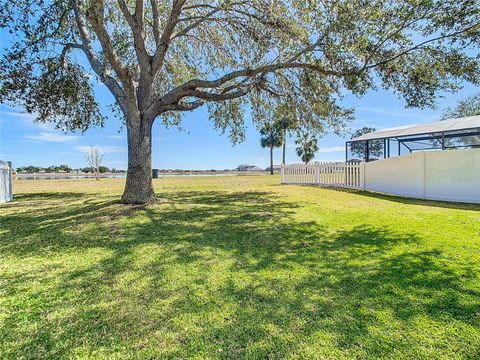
left=281, top=161, right=365, bottom=189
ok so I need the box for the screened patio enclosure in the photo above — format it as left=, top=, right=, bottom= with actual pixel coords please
left=346, top=115, right=480, bottom=162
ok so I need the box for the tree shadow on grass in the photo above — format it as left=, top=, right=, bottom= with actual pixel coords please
left=12, top=192, right=89, bottom=201
left=317, top=185, right=480, bottom=211
left=1, top=190, right=479, bottom=358
left=357, top=191, right=480, bottom=211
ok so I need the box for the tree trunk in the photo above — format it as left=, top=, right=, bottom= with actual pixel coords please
left=282, top=128, right=286, bottom=165
left=121, top=118, right=156, bottom=204
left=270, top=145, right=274, bottom=175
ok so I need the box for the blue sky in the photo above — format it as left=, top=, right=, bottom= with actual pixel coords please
left=1, top=23, right=478, bottom=170
left=1, top=82, right=478, bottom=170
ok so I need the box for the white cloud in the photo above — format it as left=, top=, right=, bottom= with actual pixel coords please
left=356, top=106, right=437, bottom=120
left=25, top=132, right=79, bottom=143
left=2, top=111, right=36, bottom=121
left=318, top=146, right=345, bottom=153
left=75, top=145, right=125, bottom=154
left=107, top=135, right=125, bottom=140
left=2, top=109, right=55, bottom=131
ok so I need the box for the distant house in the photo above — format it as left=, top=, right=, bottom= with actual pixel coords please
left=265, top=165, right=281, bottom=172
left=235, top=164, right=263, bottom=172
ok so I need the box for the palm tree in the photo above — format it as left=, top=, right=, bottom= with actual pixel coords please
left=276, top=116, right=297, bottom=165
left=295, top=130, right=319, bottom=164
left=260, top=123, right=284, bottom=175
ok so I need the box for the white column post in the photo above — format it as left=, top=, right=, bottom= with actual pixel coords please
left=360, top=161, right=366, bottom=191
left=421, top=151, right=426, bottom=199
left=7, top=161, right=13, bottom=202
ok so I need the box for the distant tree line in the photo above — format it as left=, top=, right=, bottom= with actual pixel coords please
left=16, top=164, right=73, bottom=173
left=16, top=165, right=125, bottom=173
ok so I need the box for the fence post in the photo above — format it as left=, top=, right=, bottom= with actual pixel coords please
left=280, top=164, right=285, bottom=184
left=7, top=161, right=13, bottom=202
left=421, top=151, right=426, bottom=199
left=314, top=161, right=319, bottom=185
left=359, top=161, right=366, bottom=191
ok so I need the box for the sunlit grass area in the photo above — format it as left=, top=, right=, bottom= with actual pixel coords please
left=1, top=176, right=479, bottom=359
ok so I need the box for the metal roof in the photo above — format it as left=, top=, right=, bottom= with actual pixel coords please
left=351, top=115, right=480, bottom=142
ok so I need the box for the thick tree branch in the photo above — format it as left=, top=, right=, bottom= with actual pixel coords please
left=60, top=43, right=83, bottom=65
left=117, top=0, right=151, bottom=65
left=135, top=0, right=145, bottom=30
left=147, top=61, right=340, bottom=117
left=116, top=0, right=154, bottom=114
left=151, top=0, right=187, bottom=75
left=85, top=0, right=142, bottom=121
left=164, top=99, right=205, bottom=112
left=161, top=80, right=259, bottom=114
left=72, top=0, right=127, bottom=114
left=189, top=87, right=251, bottom=102
left=86, top=1, right=130, bottom=83
left=150, top=0, right=161, bottom=45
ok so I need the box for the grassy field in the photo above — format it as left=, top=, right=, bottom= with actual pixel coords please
left=1, top=176, right=479, bottom=359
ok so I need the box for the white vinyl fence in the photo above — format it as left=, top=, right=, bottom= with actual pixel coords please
left=281, top=161, right=364, bottom=189
left=363, top=149, right=480, bottom=203
left=281, top=149, right=480, bottom=204
left=0, top=160, right=13, bottom=203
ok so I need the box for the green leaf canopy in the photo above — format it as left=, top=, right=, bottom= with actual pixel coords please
left=1, top=0, right=479, bottom=141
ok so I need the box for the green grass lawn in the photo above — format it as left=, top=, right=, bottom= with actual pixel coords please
left=1, top=176, right=479, bottom=359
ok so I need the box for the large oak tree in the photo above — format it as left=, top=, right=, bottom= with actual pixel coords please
left=1, top=0, right=479, bottom=203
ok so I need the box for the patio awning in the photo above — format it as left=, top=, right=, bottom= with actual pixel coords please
left=351, top=115, right=480, bottom=141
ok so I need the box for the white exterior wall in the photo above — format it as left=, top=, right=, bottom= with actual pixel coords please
left=424, top=150, right=480, bottom=203
left=364, top=148, right=480, bottom=203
